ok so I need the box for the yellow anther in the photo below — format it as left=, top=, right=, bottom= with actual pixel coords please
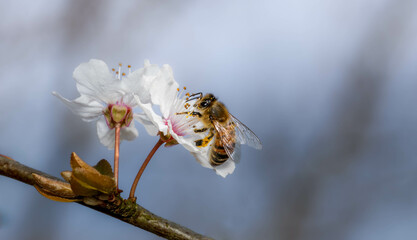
left=112, top=68, right=115, bottom=72
left=177, top=88, right=180, bottom=92
left=186, top=92, right=190, bottom=97
left=119, top=63, right=122, bottom=67
left=128, top=65, right=131, bottom=68
left=186, top=97, right=189, bottom=101
left=116, top=71, right=119, bottom=74
left=122, top=73, right=126, bottom=76
left=183, top=87, right=187, bottom=90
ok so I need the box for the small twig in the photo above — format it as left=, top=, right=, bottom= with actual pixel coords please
left=129, top=138, right=164, bottom=200
left=0, top=155, right=213, bottom=240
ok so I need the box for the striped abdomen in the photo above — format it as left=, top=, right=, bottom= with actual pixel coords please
left=209, top=123, right=236, bottom=166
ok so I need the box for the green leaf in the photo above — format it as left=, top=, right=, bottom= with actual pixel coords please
left=72, top=167, right=116, bottom=195
left=93, top=159, right=114, bottom=177
left=69, top=173, right=100, bottom=196
left=70, top=152, right=90, bottom=170
left=66, top=152, right=116, bottom=196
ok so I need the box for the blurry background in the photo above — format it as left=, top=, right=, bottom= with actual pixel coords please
left=1, top=0, right=417, bottom=239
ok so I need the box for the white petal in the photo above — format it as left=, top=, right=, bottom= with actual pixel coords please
left=190, top=149, right=213, bottom=169
left=124, top=60, right=163, bottom=104
left=121, top=92, right=138, bottom=108
left=190, top=148, right=236, bottom=177
left=134, top=95, right=168, bottom=135
left=96, top=117, right=139, bottom=149
left=167, top=120, right=199, bottom=152
left=134, top=113, right=159, bottom=136
left=52, top=92, right=103, bottom=122
left=121, top=69, right=144, bottom=98
left=97, top=117, right=115, bottom=149
left=214, top=160, right=236, bottom=178
left=73, top=59, right=119, bottom=103
left=120, top=121, right=139, bottom=141
left=148, top=64, right=179, bottom=118
left=173, top=134, right=198, bottom=152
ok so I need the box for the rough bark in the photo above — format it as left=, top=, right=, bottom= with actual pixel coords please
left=0, top=154, right=213, bottom=240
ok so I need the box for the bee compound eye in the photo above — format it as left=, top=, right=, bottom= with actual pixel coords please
left=200, top=101, right=208, bottom=107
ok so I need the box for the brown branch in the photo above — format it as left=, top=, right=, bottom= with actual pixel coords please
left=0, top=154, right=213, bottom=240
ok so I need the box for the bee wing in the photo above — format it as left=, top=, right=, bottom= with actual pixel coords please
left=230, top=114, right=262, bottom=150
left=212, top=120, right=241, bottom=162
left=230, top=140, right=241, bottom=163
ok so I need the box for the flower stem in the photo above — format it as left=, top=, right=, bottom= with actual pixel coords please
left=114, top=124, right=121, bottom=190
left=129, top=138, right=164, bottom=200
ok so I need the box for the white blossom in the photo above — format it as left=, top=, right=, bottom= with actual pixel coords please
left=53, top=59, right=141, bottom=149
left=133, top=61, right=235, bottom=177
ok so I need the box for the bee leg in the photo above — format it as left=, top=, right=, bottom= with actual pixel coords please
left=176, top=111, right=202, bottom=118
left=195, top=129, right=214, bottom=147
left=195, top=139, right=204, bottom=147
left=194, top=127, right=208, bottom=133
left=192, top=112, right=202, bottom=117
left=176, top=111, right=190, bottom=115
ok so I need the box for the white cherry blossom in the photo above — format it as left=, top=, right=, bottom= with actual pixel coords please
left=133, top=61, right=236, bottom=177
left=53, top=59, right=140, bottom=149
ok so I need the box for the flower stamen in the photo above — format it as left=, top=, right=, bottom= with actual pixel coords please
left=118, top=63, right=122, bottom=80
left=113, top=63, right=133, bottom=80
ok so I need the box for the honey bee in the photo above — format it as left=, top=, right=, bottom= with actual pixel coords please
left=178, top=93, right=262, bottom=166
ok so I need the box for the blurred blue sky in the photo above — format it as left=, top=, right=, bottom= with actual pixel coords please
left=1, top=0, right=417, bottom=239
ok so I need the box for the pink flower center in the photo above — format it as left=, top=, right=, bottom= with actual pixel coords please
left=164, top=118, right=186, bottom=136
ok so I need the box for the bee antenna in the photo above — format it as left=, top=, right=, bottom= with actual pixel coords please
left=189, top=92, right=202, bottom=98
left=186, top=92, right=202, bottom=102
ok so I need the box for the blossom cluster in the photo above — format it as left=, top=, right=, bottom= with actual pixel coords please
left=53, top=59, right=235, bottom=178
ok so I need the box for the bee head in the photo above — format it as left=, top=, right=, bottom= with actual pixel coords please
left=195, top=93, right=216, bottom=109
